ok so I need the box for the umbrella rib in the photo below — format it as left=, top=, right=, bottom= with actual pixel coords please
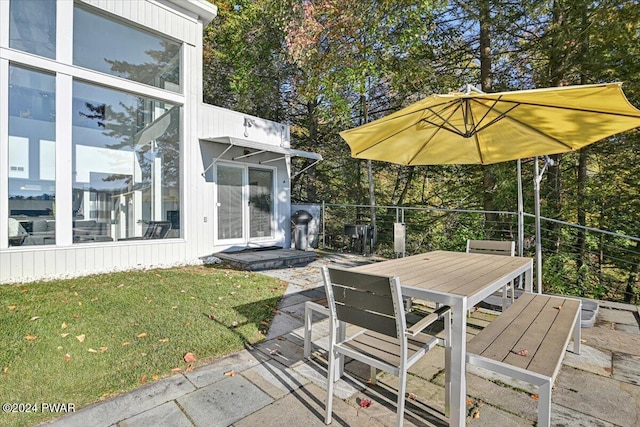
left=473, top=97, right=640, bottom=118
left=477, top=101, right=575, bottom=150
left=353, top=120, right=429, bottom=156
left=422, top=101, right=468, bottom=136
left=406, top=102, right=467, bottom=164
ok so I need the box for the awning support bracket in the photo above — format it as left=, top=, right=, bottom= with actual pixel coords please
left=293, top=159, right=321, bottom=178
left=202, top=144, right=234, bottom=178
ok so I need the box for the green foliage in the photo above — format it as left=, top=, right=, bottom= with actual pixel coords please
left=203, top=0, right=640, bottom=300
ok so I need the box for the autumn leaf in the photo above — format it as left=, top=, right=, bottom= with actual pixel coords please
left=224, top=369, right=236, bottom=377
left=61, top=322, right=68, bottom=329
left=531, top=394, right=539, bottom=400
left=61, top=333, right=70, bottom=338
left=88, top=348, right=98, bottom=353
left=140, top=375, right=147, bottom=384
left=7, top=306, right=17, bottom=311
left=171, top=368, right=183, bottom=373
left=158, top=338, right=169, bottom=343
left=554, top=305, right=563, bottom=310
left=406, top=392, right=417, bottom=400
left=64, top=353, right=72, bottom=361
left=152, top=374, right=159, bottom=381
left=183, top=352, right=196, bottom=363
left=20, top=289, right=28, bottom=294
left=359, top=398, right=372, bottom=408
left=30, top=316, right=40, bottom=321
left=76, top=334, right=86, bottom=342
left=515, top=349, right=528, bottom=356
left=269, top=348, right=280, bottom=355
left=25, top=334, right=37, bottom=341
left=99, top=346, right=108, bottom=353
left=185, top=364, right=194, bottom=373
left=472, top=410, right=480, bottom=419
left=137, top=332, right=148, bottom=338
left=122, top=341, right=131, bottom=346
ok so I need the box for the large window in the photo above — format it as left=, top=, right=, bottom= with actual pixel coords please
left=8, top=66, right=56, bottom=246
left=9, top=0, right=56, bottom=59
left=73, top=5, right=182, bottom=92
left=72, top=82, right=181, bottom=243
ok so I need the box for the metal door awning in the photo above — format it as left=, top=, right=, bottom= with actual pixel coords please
left=202, top=136, right=322, bottom=177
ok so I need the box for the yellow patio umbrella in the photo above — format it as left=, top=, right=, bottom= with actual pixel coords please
left=340, top=83, right=640, bottom=291
left=340, top=83, right=640, bottom=165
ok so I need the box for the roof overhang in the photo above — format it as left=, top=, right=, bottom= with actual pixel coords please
left=203, top=136, right=322, bottom=162
left=166, top=0, right=218, bottom=24
left=202, top=136, right=322, bottom=177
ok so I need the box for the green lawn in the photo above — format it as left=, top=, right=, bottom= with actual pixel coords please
left=0, top=265, right=288, bottom=426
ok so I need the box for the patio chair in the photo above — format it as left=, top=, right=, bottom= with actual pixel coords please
left=466, top=239, right=516, bottom=310
left=322, top=266, right=451, bottom=427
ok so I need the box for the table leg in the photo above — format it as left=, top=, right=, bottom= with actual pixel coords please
left=525, top=266, right=534, bottom=293
left=449, top=299, right=467, bottom=427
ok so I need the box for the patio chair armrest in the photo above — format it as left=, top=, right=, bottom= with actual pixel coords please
left=406, top=305, right=450, bottom=337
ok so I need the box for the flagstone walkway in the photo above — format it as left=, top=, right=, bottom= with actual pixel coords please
left=43, top=252, right=640, bottom=427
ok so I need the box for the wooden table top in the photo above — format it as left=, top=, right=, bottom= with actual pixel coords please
left=352, top=250, right=532, bottom=300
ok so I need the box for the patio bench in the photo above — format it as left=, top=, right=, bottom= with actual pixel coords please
left=465, top=292, right=581, bottom=427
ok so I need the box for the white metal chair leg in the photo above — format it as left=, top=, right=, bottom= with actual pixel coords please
left=325, top=348, right=336, bottom=425
left=370, top=366, right=377, bottom=384
left=304, top=303, right=313, bottom=358
left=396, top=367, right=407, bottom=427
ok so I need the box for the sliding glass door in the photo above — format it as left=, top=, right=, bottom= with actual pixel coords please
left=216, top=164, right=274, bottom=244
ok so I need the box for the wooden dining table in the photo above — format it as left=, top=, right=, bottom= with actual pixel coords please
left=352, top=250, right=534, bottom=427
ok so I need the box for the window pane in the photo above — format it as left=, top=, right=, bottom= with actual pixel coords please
left=72, top=81, right=181, bottom=243
left=73, top=6, right=182, bottom=92
left=9, top=0, right=56, bottom=59
left=249, top=168, right=273, bottom=239
left=217, top=165, right=244, bottom=240
left=8, top=66, right=56, bottom=246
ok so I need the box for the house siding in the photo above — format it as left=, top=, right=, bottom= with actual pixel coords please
left=0, top=0, right=299, bottom=284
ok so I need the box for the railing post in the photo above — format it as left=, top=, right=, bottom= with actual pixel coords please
left=321, top=201, right=326, bottom=250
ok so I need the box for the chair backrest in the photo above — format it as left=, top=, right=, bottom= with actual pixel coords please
left=322, top=266, right=405, bottom=339
left=466, top=239, right=515, bottom=257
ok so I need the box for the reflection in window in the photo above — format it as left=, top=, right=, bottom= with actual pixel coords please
left=249, top=168, right=274, bottom=239
left=217, top=165, right=244, bottom=240
left=9, top=0, right=56, bottom=59
left=72, top=81, right=181, bottom=243
left=8, top=66, right=56, bottom=246
left=73, top=5, right=182, bottom=92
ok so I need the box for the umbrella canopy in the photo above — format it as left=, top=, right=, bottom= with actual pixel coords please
left=340, top=83, right=640, bottom=165
left=340, top=83, right=640, bottom=293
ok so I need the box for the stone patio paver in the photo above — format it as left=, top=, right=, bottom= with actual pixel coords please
left=177, top=375, right=273, bottom=427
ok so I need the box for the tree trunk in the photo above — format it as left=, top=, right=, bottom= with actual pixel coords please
left=479, top=0, right=500, bottom=238
left=625, top=241, right=640, bottom=304
left=576, top=149, right=588, bottom=286
left=306, top=100, right=319, bottom=201
left=361, top=93, right=376, bottom=254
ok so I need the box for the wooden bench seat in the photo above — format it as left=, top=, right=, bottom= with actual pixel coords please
left=466, top=292, right=581, bottom=427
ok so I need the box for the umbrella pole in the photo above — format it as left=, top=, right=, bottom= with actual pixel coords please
left=517, top=160, right=524, bottom=258
left=534, top=157, right=546, bottom=294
